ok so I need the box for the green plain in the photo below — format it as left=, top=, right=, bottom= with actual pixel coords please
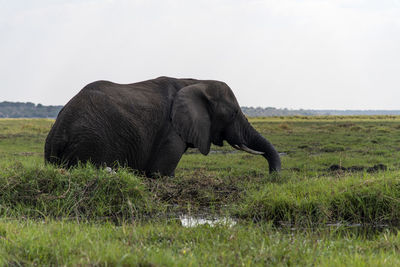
left=0, top=116, right=400, bottom=266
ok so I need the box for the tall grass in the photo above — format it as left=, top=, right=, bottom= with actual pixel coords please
left=1, top=160, right=400, bottom=226
left=236, top=171, right=400, bottom=225
left=0, top=162, right=155, bottom=221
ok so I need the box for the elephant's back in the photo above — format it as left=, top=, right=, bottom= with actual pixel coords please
left=46, top=80, right=170, bottom=169
left=75, top=80, right=168, bottom=133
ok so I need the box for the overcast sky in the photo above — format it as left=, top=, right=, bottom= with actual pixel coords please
left=1, top=0, right=399, bottom=109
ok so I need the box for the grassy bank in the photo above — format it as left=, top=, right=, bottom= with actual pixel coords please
left=0, top=163, right=153, bottom=221
left=237, top=171, right=400, bottom=225
left=1, top=162, right=400, bottom=226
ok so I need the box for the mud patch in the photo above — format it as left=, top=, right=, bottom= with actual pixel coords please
left=321, top=145, right=345, bottom=152
left=366, top=163, right=388, bottom=172
left=298, top=145, right=309, bottom=149
left=145, top=170, right=241, bottom=209
left=328, top=164, right=388, bottom=173
left=337, top=123, right=356, bottom=128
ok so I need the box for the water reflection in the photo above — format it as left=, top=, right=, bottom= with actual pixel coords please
left=180, top=215, right=237, bottom=228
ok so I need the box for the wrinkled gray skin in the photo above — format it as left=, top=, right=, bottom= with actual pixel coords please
left=45, top=77, right=281, bottom=177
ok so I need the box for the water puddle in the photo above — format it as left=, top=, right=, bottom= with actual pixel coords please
left=179, top=215, right=237, bottom=228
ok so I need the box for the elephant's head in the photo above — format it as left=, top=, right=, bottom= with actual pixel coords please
left=171, top=80, right=281, bottom=173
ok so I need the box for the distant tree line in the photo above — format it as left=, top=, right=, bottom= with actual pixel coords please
left=241, top=107, right=316, bottom=116
left=241, top=107, right=400, bottom=117
left=0, top=102, right=63, bottom=118
left=1, top=101, right=400, bottom=118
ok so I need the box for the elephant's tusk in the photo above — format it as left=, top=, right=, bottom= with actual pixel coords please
left=233, top=144, right=241, bottom=150
left=232, top=144, right=264, bottom=155
left=239, top=144, right=265, bottom=155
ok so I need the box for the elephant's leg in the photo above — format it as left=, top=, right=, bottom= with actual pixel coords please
left=146, top=132, right=187, bottom=177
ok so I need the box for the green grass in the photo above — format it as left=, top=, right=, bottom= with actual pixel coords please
left=1, top=220, right=400, bottom=266
left=0, top=162, right=154, bottom=221
left=237, top=171, right=400, bottom=225
left=1, top=117, right=400, bottom=265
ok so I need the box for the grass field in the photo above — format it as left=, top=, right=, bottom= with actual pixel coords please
left=0, top=117, right=400, bottom=265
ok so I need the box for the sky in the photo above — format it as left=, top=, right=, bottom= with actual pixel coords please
left=0, top=0, right=399, bottom=109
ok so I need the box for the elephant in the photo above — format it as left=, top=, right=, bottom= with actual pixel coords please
left=45, top=76, right=281, bottom=177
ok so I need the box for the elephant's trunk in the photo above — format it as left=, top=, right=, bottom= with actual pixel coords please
left=244, top=125, right=281, bottom=173
left=224, top=114, right=281, bottom=173
left=229, top=115, right=280, bottom=173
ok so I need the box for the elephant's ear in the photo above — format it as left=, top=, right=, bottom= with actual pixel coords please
left=171, top=83, right=212, bottom=155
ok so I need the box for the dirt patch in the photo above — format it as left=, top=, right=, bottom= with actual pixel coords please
left=337, top=123, right=356, bottom=128
left=366, top=164, right=388, bottom=172
left=145, top=170, right=241, bottom=209
left=278, top=123, right=291, bottom=130
left=321, top=145, right=345, bottom=152
left=298, top=145, right=309, bottom=149
left=328, top=164, right=388, bottom=173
